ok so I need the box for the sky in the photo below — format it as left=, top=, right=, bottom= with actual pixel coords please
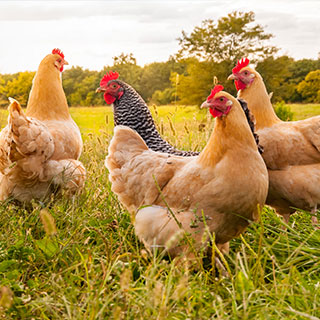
left=0, top=0, right=319, bottom=73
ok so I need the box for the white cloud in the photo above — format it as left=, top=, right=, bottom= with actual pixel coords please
left=0, top=0, right=319, bottom=73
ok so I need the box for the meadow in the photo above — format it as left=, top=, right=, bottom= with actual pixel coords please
left=0, top=104, right=320, bottom=319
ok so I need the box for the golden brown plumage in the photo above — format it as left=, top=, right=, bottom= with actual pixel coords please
left=229, top=61, right=320, bottom=223
left=106, top=89, right=268, bottom=256
left=0, top=50, right=85, bottom=202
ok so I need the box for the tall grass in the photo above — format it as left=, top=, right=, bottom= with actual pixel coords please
left=0, top=105, right=319, bottom=319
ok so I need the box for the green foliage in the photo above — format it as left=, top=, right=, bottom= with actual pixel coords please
left=171, top=60, right=213, bottom=105
left=63, top=67, right=104, bottom=106
left=289, top=59, right=320, bottom=85
left=140, top=59, right=185, bottom=101
left=108, top=52, right=143, bottom=96
left=151, top=88, right=175, bottom=105
left=171, top=59, right=236, bottom=106
left=274, top=101, right=294, bottom=121
left=256, top=56, right=295, bottom=103
left=0, top=72, right=35, bottom=107
left=297, top=70, right=320, bottom=103
left=178, top=11, right=278, bottom=63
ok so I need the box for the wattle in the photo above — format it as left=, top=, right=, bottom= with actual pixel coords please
left=235, top=80, right=247, bottom=91
left=210, top=108, right=223, bottom=118
left=104, top=93, right=116, bottom=105
left=209, top=106, right=232, bottom=118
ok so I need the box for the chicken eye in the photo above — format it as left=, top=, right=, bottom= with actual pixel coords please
left=244, top=71, right=248, bottom=75
left=57, top=59, right=62, bottom=63
left=112, top=84, right=118, bottom=89
left=220, top=98, right=224, bottom=102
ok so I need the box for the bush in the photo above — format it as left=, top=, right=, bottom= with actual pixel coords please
left=297, top=70, right=320, bottom=103
left=274, top=101, right=294, bottom=121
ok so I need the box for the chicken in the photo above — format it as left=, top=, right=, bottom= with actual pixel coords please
left=228, top=58, right=320, bottom=225
left=106, top=85, right=268, bottom=257
left=96, top=71, right=198, bottom=156
left=0, top=49, right=85, bottom=202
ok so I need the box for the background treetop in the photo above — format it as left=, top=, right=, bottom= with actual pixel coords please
left=177, top=11, right=278, bottom=63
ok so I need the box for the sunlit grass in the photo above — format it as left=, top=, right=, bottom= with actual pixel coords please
left=0, top=104, right=319, bottom=318
left=0, top=103, right=319, bottom=133
left=290, top=104, right=320, bottom=120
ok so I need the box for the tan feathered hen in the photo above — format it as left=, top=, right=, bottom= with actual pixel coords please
left=106, top=85, right=268, bottom=257
left=0, top=49, right=85, bottom=202
left=228, top=58, right=320, bottom=224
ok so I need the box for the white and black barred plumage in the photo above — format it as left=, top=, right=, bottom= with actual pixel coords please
left=112, top=80, right=199, bottom=156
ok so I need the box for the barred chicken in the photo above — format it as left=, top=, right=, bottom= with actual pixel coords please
left=0, top=49, right=86, bottom=202
left=106, top=85, right=268, bottom=257
left=228, top=58, right=320, bottom=225
left=96, top=71, right=198, bottom=156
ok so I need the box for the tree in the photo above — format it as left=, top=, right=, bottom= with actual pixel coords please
left=5, top=71, right=35, bottom=107
left=178, top=11, right=278, bottom=64
left=169, top=58, right=234, bottom=106
left=108, top=53, right=143, bottom=95
left=151, top=88, right=175, bottom=105
left=0, top=75, right=6, bottom=106
left=63, top=66, right=88, bottom=98
left=289, top=59, right=320, bottom=85
left=113, top=53, right=137, bottom=65
left=297, top=70, right=320, bottom=103
left=256, top=56, right=295, bottom=102
left=139, top=58, right=187, bottom=101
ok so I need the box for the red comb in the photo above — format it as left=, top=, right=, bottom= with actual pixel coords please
left=52, top=48, right=64, bottom=59
left=232, top=58, right=250, bottom=74
left=100, top=71, right=119, bottom=86
left=207, top=85, right=224, bottom=101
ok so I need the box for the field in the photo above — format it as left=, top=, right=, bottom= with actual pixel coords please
left=0, top=104, right=320, bottom=319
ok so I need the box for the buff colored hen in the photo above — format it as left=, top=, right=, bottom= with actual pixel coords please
left=0, top=49, right=85, bottom=202
left=229, top=58, right=320, bottom=225
left=106, top=85, right=268, bottom=257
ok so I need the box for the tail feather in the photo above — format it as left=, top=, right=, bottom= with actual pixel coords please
left=106, top=125, right=148, bottom=169
left=0, top=98, right=55, bottom=183
left=7, top=98, right=54, bottom=161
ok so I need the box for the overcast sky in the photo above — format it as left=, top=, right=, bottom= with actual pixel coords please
left=0, top=0, right=319, bottom=73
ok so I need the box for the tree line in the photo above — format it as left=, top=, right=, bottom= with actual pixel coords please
left=0, top=11, right=319, bottom=108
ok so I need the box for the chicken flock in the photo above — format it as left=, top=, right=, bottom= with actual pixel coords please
left=1, top=49, right=319, bottom=263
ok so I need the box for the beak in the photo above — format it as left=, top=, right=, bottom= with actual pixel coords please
left=227, top=74, right=236, bottom=81
left=96, top=87, right=104, bottom=93
left=200, top=100, right=211, bottom=109
left=63, top=59, right=69, bottom=66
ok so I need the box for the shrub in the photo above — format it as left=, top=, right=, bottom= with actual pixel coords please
left=274, top=101, right=294, bottom=121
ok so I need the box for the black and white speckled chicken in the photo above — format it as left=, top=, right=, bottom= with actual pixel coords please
left=96, top=71, right=199, bottom=156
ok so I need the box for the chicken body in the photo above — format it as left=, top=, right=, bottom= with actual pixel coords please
left=0, top=51, right=85, bottom=202
left=106, top=90, right=268, bottom=256
left=229, top=61, right=320, bottom=221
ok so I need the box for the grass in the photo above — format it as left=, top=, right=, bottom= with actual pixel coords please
left=290, top=104, right=320, bottom=120
left=0, top=104, right=319, bottom=319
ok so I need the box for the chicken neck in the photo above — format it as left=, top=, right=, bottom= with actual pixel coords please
left=238, top=76, right=281, bottom=130
left=26, top=60, right=70, bottom=121
left=198, top=105, right=257, bottom=168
